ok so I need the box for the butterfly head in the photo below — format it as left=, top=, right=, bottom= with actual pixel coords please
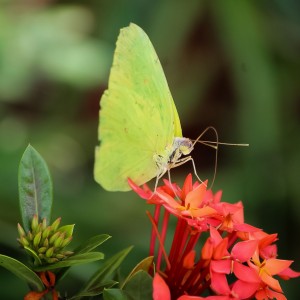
left=173, top=137, right=193, bottom=156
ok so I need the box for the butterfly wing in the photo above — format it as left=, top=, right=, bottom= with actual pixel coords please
left=94, top=23, right=182, bottom=191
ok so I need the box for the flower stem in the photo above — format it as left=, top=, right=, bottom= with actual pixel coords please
left=146, top=210, right=171, bottom=270
left=156, top=209, right=170, bottom=270
left=149, top=205, right=161, bottom=256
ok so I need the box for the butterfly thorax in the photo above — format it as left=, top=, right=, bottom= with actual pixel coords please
left=153, top=137, right=193, bottom=176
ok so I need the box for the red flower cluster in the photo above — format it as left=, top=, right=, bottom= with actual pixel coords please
left=128, top=174, right=299, bottom=300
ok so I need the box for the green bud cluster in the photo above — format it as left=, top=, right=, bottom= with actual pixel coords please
left=17, top=215, right=74, bottom=265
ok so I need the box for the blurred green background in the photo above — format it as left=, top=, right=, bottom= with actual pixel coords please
left=0, top=0, right=299, bottom=298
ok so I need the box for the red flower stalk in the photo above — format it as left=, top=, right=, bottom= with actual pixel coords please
left=128, top=174, right=300, bottom=300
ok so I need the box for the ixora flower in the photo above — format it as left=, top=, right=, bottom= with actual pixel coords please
left=128, top=174, right=300, bottom=300
left=24, top=271, right=58, bottom=300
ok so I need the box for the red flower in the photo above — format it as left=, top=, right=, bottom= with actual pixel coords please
left=24, top=271, right=58, bottom=300
left=208, top=230, right=260, bottom=298
left=129, top=175, right=216, bottom=221
left=250, top=250, right=293, bottom=293
left=129, top=174, right=300, bottom=299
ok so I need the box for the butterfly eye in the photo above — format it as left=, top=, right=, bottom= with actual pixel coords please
left=179, top=139, right=193, bottom=155
left=180, top=146, right=192, bottom=155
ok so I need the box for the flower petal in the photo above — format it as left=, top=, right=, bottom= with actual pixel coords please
left=234, top=223, right=261, bottom=233
left=209, top=226, right=223, bottom=244
left=24, top=291, right=47, bottom=300
left=278, top=267, right=300, bottom=279
left=177, top=296, right=205, bottom=300
left=213, top=237, right=229, bottom=260
left=181, top=173, right=193, bottom=199
left=231, top=240, right=258, bottom=262
left=156, top=190, right=181, bottom=210
left=210, top=259, right=231, bottom=274
left=210, top=272, right=230, bottom=295
left=185, top=181, right=208, bottom=209
left=265, top=259, right=293, bottom=275
left=233, top=262, right=260, bottom=283
left=183, top=206, right=217, bottom=218
left=153, top=273, right=171, bottom=300
left=232, top=279, right=259, bottom=299
left=255, top=286, right=287, bottom=300
left=265, top=288, right=287, bottom=300
left=260, top=272, right=283, bottom=292
left=128, top=178, right=152, bottom=200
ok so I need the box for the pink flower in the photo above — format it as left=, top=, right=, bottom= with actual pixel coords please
left=129, top=174, right=300, bottom=299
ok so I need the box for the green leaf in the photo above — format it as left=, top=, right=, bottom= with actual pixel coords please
left=121, top=256, right=153, bottom=289
left=24, top=245, right=42, bottom=265
left=18, top=144, right=53, bottom=232
left=69, top=280, right=117, bottom=299
left=57, top=224, right=75, bottom=238
left=80, top=246, right=133, bottom=295
left=75, top=234, right=111, bottom=254
left=103, top=288, right=129, bottom=300
left=34, top=252, right=104, bottom=271
left=0, top=254, right=44, bottom=291
left=56, top=234, right=111, bottom=283
left=123, top=270, right=153, bottom=300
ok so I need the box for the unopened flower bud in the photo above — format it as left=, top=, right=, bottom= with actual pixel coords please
left=46, top=257, right=59, bottom=264
left=43, top=238, right=49, bottom=248
left=17, top=216, right=74, bottom=265
left=31, top=215, right=39, bottom=233
left=28, top=231, right=33, bottom=241
left=42, top=226, right=51, bottom=240
left=41, top=218, right=47, bottom=230
left=19, top=236, right=29, bottom=247
left=60, top=236, right=72, bottom=248
left=17, top=223, right=26, bottom=237
left=33, top=232, right=42, bottom=248
left=201, top=238, right=213, bottom=260
left=38, top=247, right=47, bottom=254
left=54, top=233, right=65, bottom=248
left=49, top=232, right=61, bottom=245
left=50, top=217, right=61, bottom=232
left=55, top=253, right=65, bottom=259
left=46, top=247, right=54, bottom=258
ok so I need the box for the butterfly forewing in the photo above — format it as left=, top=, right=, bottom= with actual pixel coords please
left=94, top=23, right=182, bottom=191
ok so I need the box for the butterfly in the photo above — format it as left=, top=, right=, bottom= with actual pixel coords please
left=94, top=23, right=200, bottom=191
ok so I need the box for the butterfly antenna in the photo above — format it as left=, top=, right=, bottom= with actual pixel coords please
left=199, top=141, right=249, bottom=147
left=191, top=126, right=219, bottom=189
left=191, top=126, right=249, bottom=189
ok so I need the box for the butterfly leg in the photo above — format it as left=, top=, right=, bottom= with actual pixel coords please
left=153, top=167, right=179, bottom=198
left=170, top=156, right=205, bottom=186
left=153, top=167, right=168, bottom=194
